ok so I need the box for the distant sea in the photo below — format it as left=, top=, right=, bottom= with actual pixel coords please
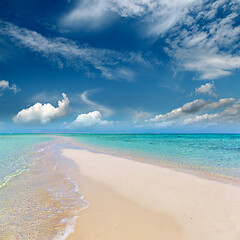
left=65, top=133, right=240, bottom=179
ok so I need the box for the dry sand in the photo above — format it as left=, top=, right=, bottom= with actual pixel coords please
left=63, top=148, right=240, bottom=240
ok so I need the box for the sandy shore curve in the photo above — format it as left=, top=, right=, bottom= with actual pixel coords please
left=62, top=148, right=240, bottom=240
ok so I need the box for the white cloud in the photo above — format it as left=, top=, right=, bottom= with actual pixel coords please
left=63, top=0, right=240, bottom=80
left=129, top=109, right=151, bottom=124
left=183, top=113, right=219, bottom=125
left=182, top=53, right=240, bottom=80
left=0, top=80, right=20, bottom=95
left=80, top=90, right=114, bottom=117
left=0, top=20, right=148, bottom=79
left=195, top=82, right=217, bottom=97
left=149, top=99, right=209, bottom=122
left=32, top=92, right=60, bottom=103
left=70, top=111, right=113, bottom=128
left=147, top=97, right=236, bottom=124
left=183, top=101, right=240, bottom=125
left=221, top=103, right=240, bottom=118
left=166, top=1, right=240, bottom=79
left=133, top=110, right=151, bottom=120
left=13, top=93, right=70, bottom=125
left=208, top=98, right=236, bottom=110
left=63, top=0, right=201, bottom=35
left=98, top=66, right=135, bottom=81
left=63, top=0, right=111, bottom=29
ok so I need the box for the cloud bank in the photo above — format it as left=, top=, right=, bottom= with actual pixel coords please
left=149, top=99, right=210, bottom=122
left=147, top=97, right=237, bottom=127
left=13, top=93, right=70, bottom=124
left=183, top=101, right=240, bottom=125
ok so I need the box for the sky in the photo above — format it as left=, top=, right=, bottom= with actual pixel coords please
left=0, top=0, right=240, bottom=133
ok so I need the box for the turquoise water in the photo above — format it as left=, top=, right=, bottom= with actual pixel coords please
left=65, top=134, right=240, bottom=179
left=0, top=134, right=88, bottom=239
left=0, top=134, right=52, bottom=187
left=1, top=133, right=240, bottom=238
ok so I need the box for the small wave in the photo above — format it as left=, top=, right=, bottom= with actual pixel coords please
left=0, top=167, right=27, bottom=190
left=65, top=174, right=89, bottom=209
left=45, top=173, right=89, bottom=239
left=65, top=174, right=79, bottom=193
left=38, top=148, right=45, bottom=152
left=54, top=216, right=78, bottom=240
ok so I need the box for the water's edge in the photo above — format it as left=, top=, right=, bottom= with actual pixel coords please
left=0, top=137, right=89, bottom=240
left=1, top=133, right=240, bottom=239
left=65, top=136, right=240, bottom=186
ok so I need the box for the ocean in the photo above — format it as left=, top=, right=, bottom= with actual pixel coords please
left=0, top=134, right=88, bottom=239
left=65, top=133, right=240, bottom=179
left=1, top=133, right=240, bottom=239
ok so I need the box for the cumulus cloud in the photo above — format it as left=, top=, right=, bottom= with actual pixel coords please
left=0, top=80, right=20, bottom=96
left=13, top=93, right=70, bottom=125
left=195, top=82, right=217, bottom=97
left=70, top=111, right=113, bottom=128
left=0, top=20, right=148, bottom=80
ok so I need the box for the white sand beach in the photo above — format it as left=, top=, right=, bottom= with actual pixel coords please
left=62, top=148, right=240, bottom=240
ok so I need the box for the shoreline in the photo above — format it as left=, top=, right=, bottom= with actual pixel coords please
left=63, top=136, right=240, bottom=186
left=0, top=138, right=89, bottom=240
left=62, top=145, right=240, bottom=240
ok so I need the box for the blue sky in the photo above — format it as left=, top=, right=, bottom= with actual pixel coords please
left=0, top=0, right=240, bottom=133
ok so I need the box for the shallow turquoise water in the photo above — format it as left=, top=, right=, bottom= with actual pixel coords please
left=64, top=134, right=240, bottom=178
left=0, top=134, right=88, bottom=239
left=0, top=134, right=52, bottom=187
